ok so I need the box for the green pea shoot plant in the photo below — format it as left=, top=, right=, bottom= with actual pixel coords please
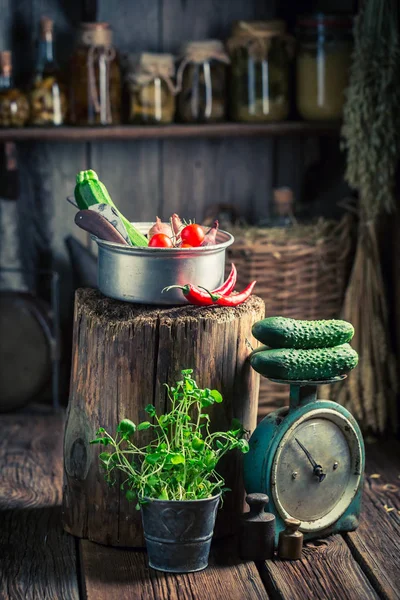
left=90, top=369, right=249, bottom=509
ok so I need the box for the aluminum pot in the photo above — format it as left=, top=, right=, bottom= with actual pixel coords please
left=141, top=494, right=221, bottom=573
left=94, top=223, right=234, bottom=305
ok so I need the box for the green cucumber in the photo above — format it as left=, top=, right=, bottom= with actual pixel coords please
left=74, top=170, right=148, bottom=247
left=252, top=317, right=354, bottom=349
left=249, top=344, right=358, bottom=381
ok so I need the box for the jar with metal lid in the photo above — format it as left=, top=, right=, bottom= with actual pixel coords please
left=123, top=53, right=176, bottom=124
left=69, top=22, right=121, bottom=125
left=296, top=14, right=352, bottom=121
left=228, top=20, right=293, bottom=122
left=176, top=40, right=229, bottom=123
left=0, top=51, right=30, bottom=127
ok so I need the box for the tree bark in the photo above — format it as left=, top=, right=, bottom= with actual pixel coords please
left=62, top=288, right=264, bottom=547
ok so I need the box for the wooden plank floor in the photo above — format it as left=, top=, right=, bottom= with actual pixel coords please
left=0, top=407, right=399, bottom=600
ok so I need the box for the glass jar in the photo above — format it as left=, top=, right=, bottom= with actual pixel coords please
left=176, top=40, right=229, bottom=123
left=69, top=22, right=121, bottom=125
left=29, top=17, right=67, bottom=126
left=296, top=14, right=352, bottom=121
left=228, top=20, right=293, bottom=122
left=0, top=51, right=29, bottom=127
left=123, top=53, right=176, bottom=124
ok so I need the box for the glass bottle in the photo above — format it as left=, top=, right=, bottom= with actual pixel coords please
left=270, top=188, right=294, bottom=227
left=296, top=14, right=352, bottom=121
left=69, top=22, right=121, bottom=125
left=228, top=21, right=293, bottom=122
left=176, top=41, right=229, bottom=123
left=0, top=51, right=30, bottom=127
left=30, top=17, right=67, bottom=126
left=124, top=53, right=176, bottom=125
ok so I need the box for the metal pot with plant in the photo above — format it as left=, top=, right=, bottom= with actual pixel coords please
left=90, top=369, right=249, bottom=573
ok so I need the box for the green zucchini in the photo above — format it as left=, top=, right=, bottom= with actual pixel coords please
left=252, top=317, right=354, bottom=349
left=74, top=170, right=148, bottom=247
left=249, top=343, right=358, bottom=381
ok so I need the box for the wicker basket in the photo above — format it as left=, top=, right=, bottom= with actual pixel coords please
left=227, top=216, right=353, bottom=418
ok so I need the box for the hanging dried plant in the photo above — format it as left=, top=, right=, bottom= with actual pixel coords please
left=329, top=0, right=400, bottom=434
left=341, top=0, right=400, bottom=220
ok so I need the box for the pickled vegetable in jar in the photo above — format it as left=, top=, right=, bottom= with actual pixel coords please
left=30, top=17, right=67, bottom=126
left=69, top=22, right=121, bottom=125
left=296, top=14, right=352, bottom=121
left=123, top=53, right=176, bottom=124
left=228, top=20, right=293, bottom=122
left=0, top=51, right=29, bottom=128
left=176, top=40, right=229, bottom=123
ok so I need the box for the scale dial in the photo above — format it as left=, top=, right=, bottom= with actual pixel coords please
left=271, top=408, right=362, bottom=532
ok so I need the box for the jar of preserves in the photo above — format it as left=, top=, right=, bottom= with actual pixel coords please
left=296, top=14, right=352, bottom=121
left=228, top=20, right=293, bottom=122
left=69, top=22, right=121, bottom=125
left=123, top=53, right=176, bottom=124
left=30, top=17, right=67, bottom=126
left=0, top=51, right=29, bottom=127
left=176, top=40, right=229, bottom=123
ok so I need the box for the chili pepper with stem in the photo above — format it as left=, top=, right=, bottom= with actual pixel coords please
left=162, top=279, right=256, bottom=307
left=212, top=263, right=237, bottom=295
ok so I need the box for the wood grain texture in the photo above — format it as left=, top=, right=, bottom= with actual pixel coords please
left=260, top=534, right=379, bottom=600
left=344, top=442, right=400, bottom=600
left=62, top=288, right=264, bottom=547
left=80, top=537, right=269, bottom=600
left=0, top=408, right=79, bottom=600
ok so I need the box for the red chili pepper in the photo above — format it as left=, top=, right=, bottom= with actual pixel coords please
left=163, top=279, right=256, bottom=307
left=212, top=263, right=237, bottom=295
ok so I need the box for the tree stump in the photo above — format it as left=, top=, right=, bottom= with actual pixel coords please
left=63, top=289, right=264, bottom=547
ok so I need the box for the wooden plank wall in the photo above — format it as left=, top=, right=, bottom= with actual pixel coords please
left=0, top=0, right=351, bottom=325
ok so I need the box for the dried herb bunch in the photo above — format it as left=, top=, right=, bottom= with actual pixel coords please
left=341, top=0, right=400, bottom=219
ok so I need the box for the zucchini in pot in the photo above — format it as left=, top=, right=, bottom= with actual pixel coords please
left=252, top=316, right=354, bottom=349
left=249, top=343, right=359, bottom=381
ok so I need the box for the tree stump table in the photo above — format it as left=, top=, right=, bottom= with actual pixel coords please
left=63, top=288, right=264, bottom=547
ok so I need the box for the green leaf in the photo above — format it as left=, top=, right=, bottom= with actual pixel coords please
left=181, top=369, right=193, bottom=375
left=89, top=437, right=110, bottom=445
left=117, top=419, right=136, bottom=437
left=210, top=389, right=223, bottom=403
left=126, top=489, right=136, bottom=502
left=216, top=440, right=225, bottom=449
left=145, top=404, right=156, bottom=417
left=137, top=421, right=151, bottom=431
left=192, top=437, right=205, bottom=451
left=145, top=453, right=161, bottom=465
left=159, top=489, right=169, bottom=500
left=200, top=397, right=214, bottom=407
left=238, top=439, right=249, bottom=453
left=99, top=452, right=110, bottom=461
left=170, top=453, right=185, bottom=465
left=96, top=427, right=106, bottom=435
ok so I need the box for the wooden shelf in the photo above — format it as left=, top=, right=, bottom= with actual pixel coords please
left=0, top=121, right=340, bottom=141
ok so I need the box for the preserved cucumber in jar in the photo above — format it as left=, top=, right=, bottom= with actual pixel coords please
left=228, top=21, right=293, bottom=122
left=124, top=53, right=176, bottom=124
left=176, top=41, right=229, bottom=123
left=296, top=15, right=352, bottom=121
left=0, top=51, right=29, bottom=127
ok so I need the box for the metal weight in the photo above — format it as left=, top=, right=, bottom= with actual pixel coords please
left=239, top=493, right=275, bottom=560
left=278, top=517, right=303, bottom=560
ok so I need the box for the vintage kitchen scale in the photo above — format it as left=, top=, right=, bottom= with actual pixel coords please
left=244, top=375, right=365, bottom=546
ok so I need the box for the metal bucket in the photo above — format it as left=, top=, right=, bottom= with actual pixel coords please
left=94, top=223, right=234, bottom=305
left=141, top=494, right=220, bottom=573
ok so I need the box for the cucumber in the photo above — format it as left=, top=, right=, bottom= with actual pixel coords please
left=74, top=170, right=148, bottom=247
left=249, top=343, right=358, bottom=381
left=252, top=317, right=354, bottom=349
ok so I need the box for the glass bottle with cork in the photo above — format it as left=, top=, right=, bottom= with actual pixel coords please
left=30, top=17, right=67, bottom=126
left=69, top=22, right=121, bottom=125
left=0, top=51, right=30, bottom=127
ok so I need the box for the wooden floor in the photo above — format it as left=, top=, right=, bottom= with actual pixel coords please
left=0, top=407, right=399, bottom=600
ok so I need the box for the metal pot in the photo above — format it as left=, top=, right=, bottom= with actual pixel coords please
left=94, top=223, right=234, bottom=305
left=141, top=494, right=221, bottom=573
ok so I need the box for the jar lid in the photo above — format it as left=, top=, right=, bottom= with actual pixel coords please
left=179, top=39, right=230, bottom=63
left=79, top=22, right=113, bottom=47
left=231, top=20, right=287, bottom=38
left=123, top=52, right=177, bottom=94
left=297, top=13, right=353, bottom=30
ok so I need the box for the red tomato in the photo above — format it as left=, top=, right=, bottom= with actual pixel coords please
left=149, top=233, right=174, bottom=248
left=181, top=224, right=205, bottom=247
left=181, top=243, right=192, bottom=248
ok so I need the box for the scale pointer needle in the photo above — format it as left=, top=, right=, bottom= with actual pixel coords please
left=295, top=437, right=326, bottom=483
